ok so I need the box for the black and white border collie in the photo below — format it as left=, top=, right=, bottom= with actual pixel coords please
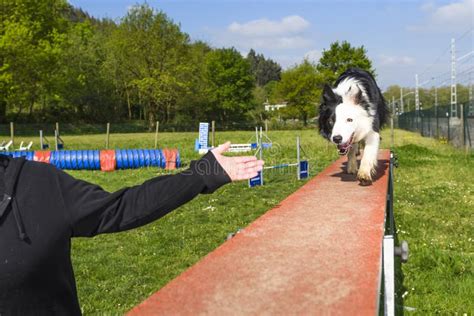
left=318, top=68, right=389, bottom=185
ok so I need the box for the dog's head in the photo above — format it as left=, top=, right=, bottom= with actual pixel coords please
left=318, top=82, right=372, bottom=155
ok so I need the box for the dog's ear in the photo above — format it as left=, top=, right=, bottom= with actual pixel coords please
left=322, top=84, right=335, bottom=100
left=322, top=84, right=336, bottom=104
left=347, top=84, right=363, bottom=104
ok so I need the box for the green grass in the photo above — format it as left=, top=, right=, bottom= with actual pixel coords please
left=388, top=131, right=474, bottom=314
left=27, top=129, right=336, bottom=314
left=3, top=129, right=473, bottom=314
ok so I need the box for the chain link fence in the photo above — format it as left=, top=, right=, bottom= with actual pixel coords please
left=398, top=102, right=474, bottom=149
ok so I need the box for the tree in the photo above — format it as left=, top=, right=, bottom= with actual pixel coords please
left=105, top=4, right=191, bottom=128
left=246, top=49, right=281, bottom=86
left=173, top=40, right=213, bottom=124
left=277, top=60, right=321, bottom=125
left=51, top=21, right=119, bottom=122
left=316, top=41, right=374, bottom=84
left=205, top=47, right=255, bottom=122
left=0, top=0, right=69, bottom=121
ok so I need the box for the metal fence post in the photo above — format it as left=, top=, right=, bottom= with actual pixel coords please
left=428, top=111, right=431, bottom=137
left=436, top=105, right=439, bottom=139
left=460, top=104, right=465, bottom=149
left=447, top=112, right=450, bottom=143
left=420, top=113, right=424, bottom=136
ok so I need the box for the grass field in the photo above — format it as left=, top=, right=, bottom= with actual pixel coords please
left=4, top=129, right=474, bottom=314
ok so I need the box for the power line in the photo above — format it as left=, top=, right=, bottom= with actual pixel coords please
left=418, top=46, right=450, bottom=79
left=456, top=26, right=474, bottom=42
left=458, top=65, right=474, bottom=74
left=457, top=69, right=474, bottom=79
left=459, top=78, right=474, bottom=85
left=416, top=70, right=451, bottom=87
left=458, top=51, right=474, bottom=62
left=417, top=26, right=473, bottom=80
left=459, top=55, right=474, bottom=66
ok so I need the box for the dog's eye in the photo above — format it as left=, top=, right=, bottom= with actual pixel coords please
left=347, top=118, right=353, bottom=122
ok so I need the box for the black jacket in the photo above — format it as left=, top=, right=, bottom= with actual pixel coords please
left=0, top=152, right=230, bottom=315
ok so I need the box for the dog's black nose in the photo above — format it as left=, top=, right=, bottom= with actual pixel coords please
left=332, top=135, right=343, bottom=144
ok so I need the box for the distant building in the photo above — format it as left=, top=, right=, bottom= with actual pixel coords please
left=264, top=100, right=287, bottom=111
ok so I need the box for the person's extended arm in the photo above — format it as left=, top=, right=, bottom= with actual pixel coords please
left=57, top=143, right=263, bottom=237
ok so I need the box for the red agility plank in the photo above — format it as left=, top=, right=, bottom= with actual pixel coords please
left=100, top=150, right=116, bottom=172
left=128, top=150, right=391, bottom=315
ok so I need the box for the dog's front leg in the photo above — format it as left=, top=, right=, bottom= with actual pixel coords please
left=357, top=132, right=379, bottom=185
left=347, top=143, right=359, bottom=174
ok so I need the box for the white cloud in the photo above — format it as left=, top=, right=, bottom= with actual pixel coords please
left=209, top=15, right=313, bottom=52
left=431, top=0, right=473, bottom=25
left=228, top=15, right=310, bottom=37
left=420, top=1, right=436, bottom=12
left=304, top=50, right=322, bottom=63
left=249, top=36, right=312, bottom=50
left=408, top=0, right=474, bottom=32
left=379, top=54, right=415, bottom=66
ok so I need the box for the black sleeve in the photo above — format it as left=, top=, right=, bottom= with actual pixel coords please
left=56, top=151, right=231, bottom=237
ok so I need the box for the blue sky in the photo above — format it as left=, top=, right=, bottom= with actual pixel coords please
left=69, top=0, right=474, bottom=90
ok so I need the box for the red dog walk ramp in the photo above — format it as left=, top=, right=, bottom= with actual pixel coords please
left=128, top=150, right=393, bottom=315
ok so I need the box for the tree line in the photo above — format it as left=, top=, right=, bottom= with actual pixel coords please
left=1, top=0, right=378, bottom=129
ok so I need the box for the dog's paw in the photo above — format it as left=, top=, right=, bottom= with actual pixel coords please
left=357, top=169, right=373, bottom=186
left=347, top=164, right=358, bottom=174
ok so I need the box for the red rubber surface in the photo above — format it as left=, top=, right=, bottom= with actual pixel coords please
left=163, top=148, right=178, bottom=170
left=100, top=150, right=116, bottom=172
left=33, top=150, right=51, bottom=164
left=128, top=150, right=390, bottom=315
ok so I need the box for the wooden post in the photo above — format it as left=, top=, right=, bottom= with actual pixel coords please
left=55, top=130, right=59, bottom=151
left=40, top=130, right=43, bottom=149
left=56, top=122, right=59, bottom=136
left=154, top=121, right=159, bottom=149
left=106, top=122, right=110, bottom=149
left=211, top=120, right=215, bottom=148
left=10, top=122, right=14, bottom=148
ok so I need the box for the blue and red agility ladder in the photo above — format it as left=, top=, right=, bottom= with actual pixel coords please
left=0, top=149, right=180, bottom=171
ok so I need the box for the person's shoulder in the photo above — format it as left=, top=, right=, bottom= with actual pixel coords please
left=21, top=159, right=62, bottom=176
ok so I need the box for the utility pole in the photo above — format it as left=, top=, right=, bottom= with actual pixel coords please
left=451, top=38, right=457, bottom=117
left=391, top=96, right=395, bottom=147
left=415, top=74, right=420, bottom=129
left=400, top=88, right=404, bottom=114
left=469, top=73, right=473, bottom=116
left=435, top=86, right=439, bottom=138
left=415, top=75, right=420, bottom=112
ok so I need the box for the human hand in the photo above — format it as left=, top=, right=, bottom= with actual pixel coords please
left=211, top=142, right=264, bottom=181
